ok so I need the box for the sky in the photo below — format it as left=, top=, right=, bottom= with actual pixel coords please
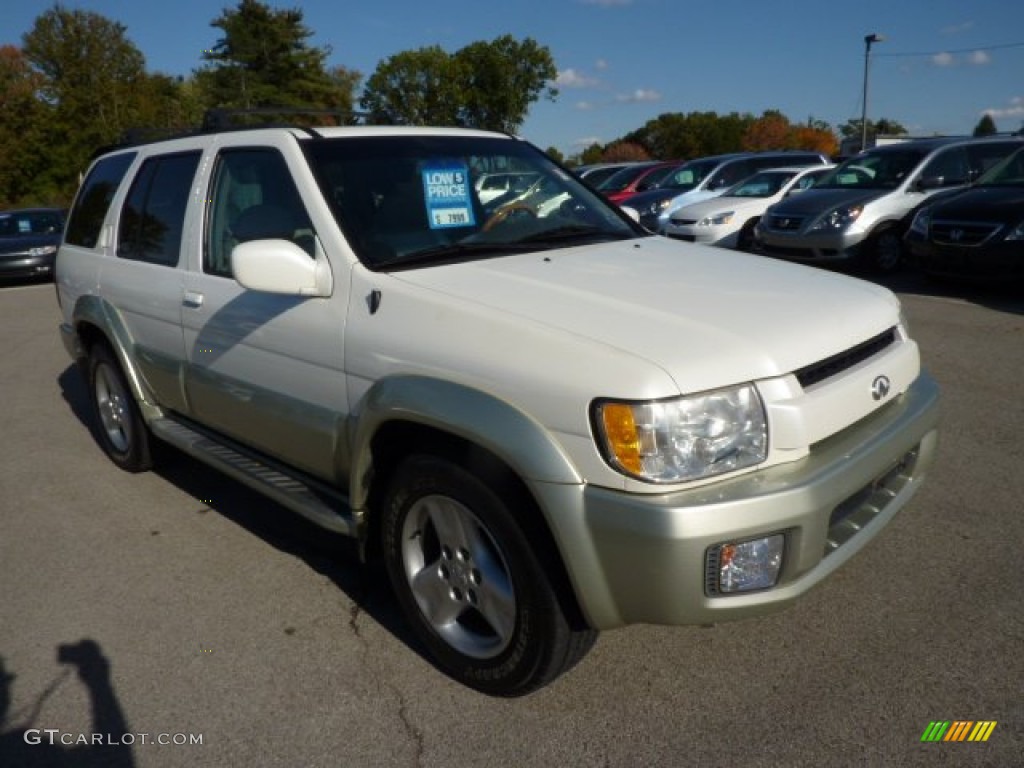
left=3, top=0, right=1024, bottom=157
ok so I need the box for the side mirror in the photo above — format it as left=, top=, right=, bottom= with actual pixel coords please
left=232, top=239, right=332, bottom=297
left=619, top=206, right=640, bottom=223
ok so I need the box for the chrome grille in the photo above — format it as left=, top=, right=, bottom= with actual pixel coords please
left=931, top=219, right=1001, bottom=247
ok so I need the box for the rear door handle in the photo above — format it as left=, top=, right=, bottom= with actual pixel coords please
left=183, top=290, right=204, bottom=309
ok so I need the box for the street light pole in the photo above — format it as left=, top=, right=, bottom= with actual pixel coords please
left=861, top=33, right=885, bottom=152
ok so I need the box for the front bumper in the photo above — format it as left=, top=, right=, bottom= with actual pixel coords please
left=0, top=252, right=56, bottom=279
left=756, top=227, right=867, bottom=264
left=532, top=372, right=939, bottom=630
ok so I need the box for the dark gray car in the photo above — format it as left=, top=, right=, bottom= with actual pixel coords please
left=0, top=208, right=65, bottom=280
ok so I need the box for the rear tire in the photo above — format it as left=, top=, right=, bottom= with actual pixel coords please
left=87, top=344, right=153, bottom=472
left=381, top=454, right=596, bottom=696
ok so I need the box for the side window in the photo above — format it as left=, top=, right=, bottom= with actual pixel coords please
left=205, top=148, right=315, bottom=278
left=920, top=147, right=969, bottom=187
left=711, top=160, right=751, bottom=189
left=65, top=152, right=137, bottom=248
left=116, top=152, right=200, bottom=266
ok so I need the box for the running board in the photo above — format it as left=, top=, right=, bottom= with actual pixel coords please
left=150, top=417, right=357, bottom=537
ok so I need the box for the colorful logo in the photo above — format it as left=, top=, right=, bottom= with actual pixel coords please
left=920, top=721, right=997, bottom=742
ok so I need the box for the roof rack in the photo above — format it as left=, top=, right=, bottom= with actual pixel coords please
left=200, top=107, right=376, bottom=134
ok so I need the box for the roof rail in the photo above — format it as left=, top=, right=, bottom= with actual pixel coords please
left=200, top=107, right=376, bottom=133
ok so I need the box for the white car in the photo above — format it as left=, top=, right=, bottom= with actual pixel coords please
left=663, top=165, right=833, bottom=250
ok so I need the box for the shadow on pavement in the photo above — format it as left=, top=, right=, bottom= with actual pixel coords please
left=0, top=641, right=134, bottom=768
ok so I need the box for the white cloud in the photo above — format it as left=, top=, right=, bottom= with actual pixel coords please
left=616, top=88, right=661, bottom=103
left=968, top=50, right=991, bottom=65
left=575, top=100, right=596, bottom=111
left=573, top=136, right=604, bottom=148
left=594, top=59, right=609, bottom=70
left=985, top=96, right=1024, bottom=119
left=931, top=52, right=954, bottom=67
left=556, top=68, right=599, bottom=88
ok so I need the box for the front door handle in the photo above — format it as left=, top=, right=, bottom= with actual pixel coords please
left=183, top=290, right=204, bottom=309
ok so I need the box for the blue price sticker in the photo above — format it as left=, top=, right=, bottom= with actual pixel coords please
left=422, top=161, right=476, bottom=229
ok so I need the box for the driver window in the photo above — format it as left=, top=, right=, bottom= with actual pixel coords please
left=205, top=148, right=315, bottom=278
left=920, top=148, right=968, bottom=187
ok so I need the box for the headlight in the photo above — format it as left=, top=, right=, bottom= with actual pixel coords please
left=28, top=245, right=58, bottom=257
left=697, top=211, right=734, bottom=227
left=809, top=204, right=863, bottom=232
left=593, top=384, right=767, bottom=484
left=1007, top=220, right=1024, bottom=241
left=909, top=207, right=931, bottom=236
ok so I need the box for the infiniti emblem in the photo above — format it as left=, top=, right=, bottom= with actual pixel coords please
left=871, top=375, right=891, bottom=401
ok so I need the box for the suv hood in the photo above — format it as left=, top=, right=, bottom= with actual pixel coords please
left=392, top=237, right=899, bottom=394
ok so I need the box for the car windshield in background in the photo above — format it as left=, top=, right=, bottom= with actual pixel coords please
left=723, top=170, right=798, bottom=198
left=303, top=135, right=642, bottom=270
left=658, top=159, right=719, bottom=192
left=975, top=146, right=1024, bottom=187
left=816, top=149, right=928, bottom=190
left=0, top=209, right=63, bottom=237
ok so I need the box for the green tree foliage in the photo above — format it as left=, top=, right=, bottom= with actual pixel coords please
left=972, top=114, right=997, bottom=137
left=196, top=0, right=358, bottom=115
left=622, top=111, right=755, bottom=160
left=600, top=141, right=650, bottom=162
left=21, top=5, right=157, bottom=203
left=544, top=146, right=565, bottom=164
left=0, top=45, right=51, bottom=206
left=361, top=36, right=557, bottom=132
left=838, top=117, right=907, bottom=139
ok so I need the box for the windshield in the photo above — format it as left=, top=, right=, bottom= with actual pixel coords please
left=658, top=159, right=719, bottom=192
left=975, top=146, right=1024, bottom=187
left=0, top=209, right=63, bottom=237
left=596, top=163, right=659, bottom=193
left=723, top=170, right=798, bottom=198
left=816, top=149, right=927, bottom=190
left=303, top=135, right=643, bottom=269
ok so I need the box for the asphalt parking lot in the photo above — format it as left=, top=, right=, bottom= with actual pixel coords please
left=1, top=272, right=1021, bottom=767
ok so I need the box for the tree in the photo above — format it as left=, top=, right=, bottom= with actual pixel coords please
left=973, top=114, right=997, bottom=137
left=197, top=0, right=356, bottom=115
left=544, top=146, right=565, bottom=164
left=838, top=117, right=907, bottom=139
left=0, top=45, right=50, bottom=206
left=360, top=36, right=557, bottom=132
left=741, top=111, right=792, bottom=151
left=22, top=5, right=154, bottom=202
left=598, top=141, right=649, bottom=162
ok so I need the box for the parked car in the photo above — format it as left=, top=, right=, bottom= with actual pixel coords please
left=594, top=161, right=676, bottom=203
left=0, top=207, right=65, bottom=281
left=756, top=136, right=1024, bottom=273
left=622, top=151, right=830, bottom=232
left=904, top=145, right=1024, bottom=282
left=56, top=116, right=938, bottom=696
left=574, top=162, right=641, bottom=187
left=663, top=165, right=833, bottom=250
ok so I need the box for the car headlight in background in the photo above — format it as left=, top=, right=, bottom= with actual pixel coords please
left=593, top=384, right=767, bottom=484
left=644, top=197, right=674, bottom=217
left=809, top=204, right=863, bottom=232
left=908, top=207, right=931, bottom=236
left=697, top=211, right=734, bottom=227
left=28, top=245, right=58, bottom=257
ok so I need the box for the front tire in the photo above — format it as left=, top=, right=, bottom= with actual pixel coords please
left=862, top=228, right=904, bottom=274
left=381, top=454, right=596, bottom=696
left=87, top=344, right=153, bottom=472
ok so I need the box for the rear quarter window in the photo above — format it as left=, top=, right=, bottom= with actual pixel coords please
left=65, top=152, right=137, bottom=248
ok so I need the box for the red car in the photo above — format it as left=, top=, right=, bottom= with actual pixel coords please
left=598, top=161, right=685, bottom=204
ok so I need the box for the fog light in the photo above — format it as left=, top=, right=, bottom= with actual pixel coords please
left=709, top=535, right=784, bottom=594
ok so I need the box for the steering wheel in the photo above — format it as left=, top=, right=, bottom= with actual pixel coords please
left=482, top=204, right=537, bottom=232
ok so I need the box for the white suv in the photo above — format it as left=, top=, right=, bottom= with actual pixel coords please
left=56, top=118, right=939, bottom=695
